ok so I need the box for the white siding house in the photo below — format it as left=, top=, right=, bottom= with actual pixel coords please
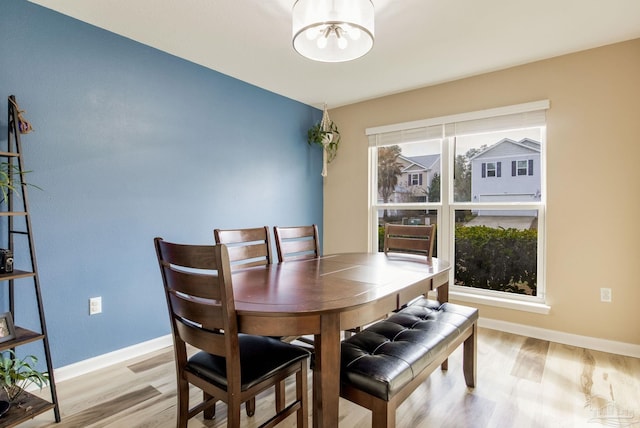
left=395, top=154, right=441, bottom=202
left=469, top=138, right=541, bottom=216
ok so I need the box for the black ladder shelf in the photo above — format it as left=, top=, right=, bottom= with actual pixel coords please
left=0, top=95, right=60, bottom=426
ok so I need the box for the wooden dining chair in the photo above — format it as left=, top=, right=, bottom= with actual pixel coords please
left=213, top=226, right=294, bottom=396
left=272, top=225, right=321, bottom=346
left=213, top=226, right=273, bottom=270
left=274, top=224, right=320, bottom=262
left=382, top=223, right=436, bottom=261
left=154, top=237, right=309, bottom=428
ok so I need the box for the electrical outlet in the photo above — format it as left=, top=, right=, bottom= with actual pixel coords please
left=89, top=296, right=102, bottom=315
left=600, top=288, right=612, bottom=303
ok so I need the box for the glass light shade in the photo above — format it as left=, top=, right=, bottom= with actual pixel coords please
left=292, top=0, right=374, bottom=63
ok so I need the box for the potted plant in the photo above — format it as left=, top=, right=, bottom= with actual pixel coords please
left=0, top=350, right=49, bottom=404
left=0, top=162, right=39, bottom=203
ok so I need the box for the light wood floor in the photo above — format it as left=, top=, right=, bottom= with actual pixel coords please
left=19, top=328, right=640, bottom=428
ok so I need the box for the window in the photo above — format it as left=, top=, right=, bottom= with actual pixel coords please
left=482, top=162, right=501, bottom=178
left=514, top=159, right=533, bottom=176
left=368, top=101, right=548, bottom=307
left=408, top=173, right=422, bottom=186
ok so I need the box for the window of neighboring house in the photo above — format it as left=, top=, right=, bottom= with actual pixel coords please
left=408, top=173, right=422, bottom=186
left=482, top=162, right=501, bottom=177
left=367, top=100, right=549, bottom=310
left=514, top=159, right=533, bottom=176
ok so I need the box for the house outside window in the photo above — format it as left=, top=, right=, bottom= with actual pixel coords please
left=367, top=101, right=548, bottom=309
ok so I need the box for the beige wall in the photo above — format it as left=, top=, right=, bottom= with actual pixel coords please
left=324, top=38, right=640, bottom=346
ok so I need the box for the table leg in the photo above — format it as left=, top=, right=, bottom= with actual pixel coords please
left=313, top=312, right=341, bottom=428
left=437, top=280, right=449, bottom=304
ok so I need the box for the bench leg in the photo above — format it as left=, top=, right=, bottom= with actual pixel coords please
left=463, top=322, right=477, bottom=388
left=371, top=398, right=395, bottom=428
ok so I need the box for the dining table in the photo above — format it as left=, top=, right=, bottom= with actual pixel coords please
left=231, top=252, right=451, bottom=428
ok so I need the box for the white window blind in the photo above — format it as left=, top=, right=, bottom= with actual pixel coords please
left=367, top=100, right=549, bottom=146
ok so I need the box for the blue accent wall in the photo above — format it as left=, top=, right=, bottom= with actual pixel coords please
left=0, top=0, right=323, bottom=367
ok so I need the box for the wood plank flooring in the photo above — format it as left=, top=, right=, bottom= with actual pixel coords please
left=16, top=328, right=640, bottom=427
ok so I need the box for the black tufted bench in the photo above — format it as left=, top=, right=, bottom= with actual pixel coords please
left=340, top=298, right=478, bottom=428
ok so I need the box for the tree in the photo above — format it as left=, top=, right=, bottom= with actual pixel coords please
left=454, top=145, right=486, bottom=202
left=378, top=145, right=402, bottom=219
left=427, top=173, right=440, bottom=202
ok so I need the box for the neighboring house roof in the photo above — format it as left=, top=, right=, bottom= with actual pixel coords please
left=400, top=154, right=440, bottom=173
left=469, top=138, right=540, bottom=161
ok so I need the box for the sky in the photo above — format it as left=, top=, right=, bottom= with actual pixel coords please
left=400, top=128, right=543, bottom=158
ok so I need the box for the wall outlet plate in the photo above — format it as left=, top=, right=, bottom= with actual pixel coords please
left=600, top=288, right=612, bottom=303
left=89, top=296, right=102, bottom=315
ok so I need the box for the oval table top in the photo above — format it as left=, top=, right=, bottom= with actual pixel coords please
left=232, top=251, right=449, bottom=314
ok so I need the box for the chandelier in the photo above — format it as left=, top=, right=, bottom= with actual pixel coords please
left=292, top=0, right=375, bottom=63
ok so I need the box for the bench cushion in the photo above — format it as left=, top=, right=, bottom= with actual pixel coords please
left=341, top=299, right=478, bottom=401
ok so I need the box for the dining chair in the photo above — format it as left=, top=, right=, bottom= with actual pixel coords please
left=382, top=223, right=439, bottom=309
left=213, top=226, right=294, bottom=397
left=273, top=225, right=321, bottom=347
left=154, top=237, right=310, bottom=428
left=382, top=223, right=436, bottom=261
left=274, top=224, right=320, bottom=262
left=213, top=226, right=273, bottom=270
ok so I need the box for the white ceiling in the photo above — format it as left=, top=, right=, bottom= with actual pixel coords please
left=28, top=0, right=640, bottom=109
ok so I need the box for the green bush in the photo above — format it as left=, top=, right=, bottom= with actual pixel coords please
left=455, top=225, right=537, bottom=295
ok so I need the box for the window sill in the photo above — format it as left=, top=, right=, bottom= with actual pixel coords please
left=450, top=291, right=551, bottom=314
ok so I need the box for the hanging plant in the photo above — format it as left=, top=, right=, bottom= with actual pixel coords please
left=307, top=121, right=340, bottom=163
left=307, top=104, right=341, bottom=177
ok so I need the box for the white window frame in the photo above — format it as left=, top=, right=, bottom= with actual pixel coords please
left=486, top=162, right=497, bottom=177
left=517, top=160, right=528, bottom=176
left=367, top=101, right=550, bottom=314
left=408, top=173, right=420, bottom=186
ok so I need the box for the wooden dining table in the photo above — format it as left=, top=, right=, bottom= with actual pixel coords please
left=231, top=252, right=451, bottom=428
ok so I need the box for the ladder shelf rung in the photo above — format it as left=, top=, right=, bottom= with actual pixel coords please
left=0, top=270, right=36, bottom=281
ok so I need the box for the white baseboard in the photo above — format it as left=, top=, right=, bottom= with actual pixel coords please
left=52, top=335, right=173, bottom=383
left=479, top=317, right=640, bottom=358
left=49, top=322, right=640, bottom=385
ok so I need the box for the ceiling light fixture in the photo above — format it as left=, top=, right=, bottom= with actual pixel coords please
left=292, top=0, right=374, bottom=63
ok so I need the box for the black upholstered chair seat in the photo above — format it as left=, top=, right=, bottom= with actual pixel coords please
left=341, top=299, right=479, bottom=401
left=187, top=334, right=310, bottom=391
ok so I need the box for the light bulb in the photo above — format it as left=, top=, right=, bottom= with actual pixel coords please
left=317, top=36, right=328, bottom=49
left=338, top=36, right=347, bottom=50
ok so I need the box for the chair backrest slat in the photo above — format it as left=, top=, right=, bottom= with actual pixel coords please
left=214, top=226, right=273, bottom=270
left=169, top=293, right=225, bottom=331
left=154, top=237, right=237, bottom=361
left=383, top=224, right=436, bottom=260
left=274, top=225, right=320, bottom=262
left=174, top=319, right=226, bottom=356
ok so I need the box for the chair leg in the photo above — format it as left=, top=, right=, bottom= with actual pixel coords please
left=296, top=362, right=309, bottom=427
left=227, top=399, right=242, bottom=428
left=275, top=380, right=286, bottom=412
left=245, top=397, right=256, bottom=416
left=203, top=392, right=216, bottom=419
left=441, top=358, right=449, bottom=371
left=177, top=378, right=190, bottom=428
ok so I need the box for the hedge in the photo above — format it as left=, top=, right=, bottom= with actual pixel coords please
left=454, top=225, right=537, bottom=295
